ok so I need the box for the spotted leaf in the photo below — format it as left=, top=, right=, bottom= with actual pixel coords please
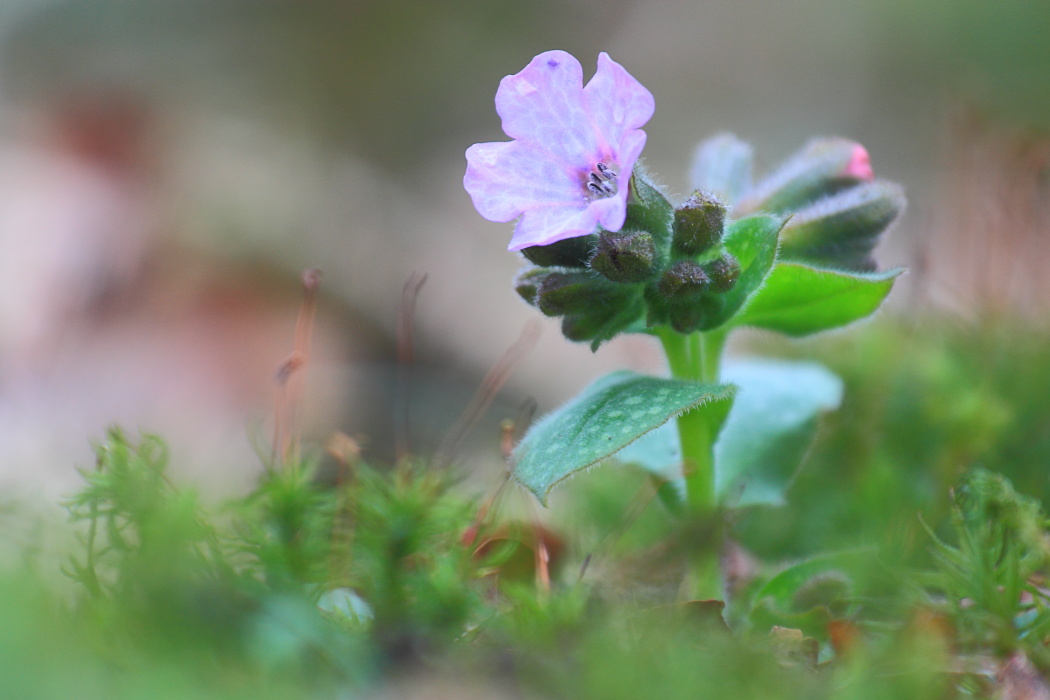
left=512, top=370, right=733, bottom=504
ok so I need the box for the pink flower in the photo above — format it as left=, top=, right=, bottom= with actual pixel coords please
left=464, top=51, right=655, bottom=251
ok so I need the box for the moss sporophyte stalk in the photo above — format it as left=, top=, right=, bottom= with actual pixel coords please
left=465, top=51, right=906, bottom=600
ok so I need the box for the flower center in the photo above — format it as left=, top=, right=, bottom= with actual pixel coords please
left=583, top=162, right=618, bottom=199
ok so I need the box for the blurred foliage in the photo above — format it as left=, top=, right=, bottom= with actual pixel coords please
left=26, top=428, right=485, bottom=696
left=6, top=317, right=1050, bottom=696
left=877, top=0, right=1050, bottom=127
left=733, top=318, right=1046, bottom=562
left=922, top=468, right=1050, bottom=669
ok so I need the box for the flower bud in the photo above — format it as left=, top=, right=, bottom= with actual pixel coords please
left=657, top=260, right=711, bottom=301
left=536, top=270, right=617, bottom=317
left=780, top=181, right=905, bottom=272
left=649, top=259, right=735, bottom=334
left=559, top=290, right=645, bottom=348
left=589, top=230, right=658, bottom=283
left=672, top=191, right=726, bottom=257
left=625, top=167, right=675, bottom=245
left=560, top=313, right=604, bottom=343
left=702, top=254, right=741, bottom=293
left=668, top=295, right=725, bottom=334
left=520, top=234, right=597, bottom=268
left=737, top=138, right=874, bottom=216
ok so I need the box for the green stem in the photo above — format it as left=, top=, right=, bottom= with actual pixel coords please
left=656, top=328, right=727, bottom=511
left=698, top=331, right=725, bottom=385
left=657, top=326, right=692, bottom=379
left=678, top=403, right=714, bottom=507
left=656, top=326, right=728, bottom=600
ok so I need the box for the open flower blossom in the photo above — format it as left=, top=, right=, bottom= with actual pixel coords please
left=464, top=51, right=655, bottom=251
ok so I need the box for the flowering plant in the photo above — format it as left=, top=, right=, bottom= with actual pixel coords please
left=465, top=51, right=905, bottom=598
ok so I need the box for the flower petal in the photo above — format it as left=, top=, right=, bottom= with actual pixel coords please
left=616, top=130, right=648, bottom=184
left=589, top=129, right=648, bottom=234
left=465, top=140, right=580, bottom=222
left=592, top=194, right=628, bottom=233
left=495, top=51, right=598, bottom=166
left=509, top=204, right=599, bottom=251
left=583, top=53, right=655, bottom=155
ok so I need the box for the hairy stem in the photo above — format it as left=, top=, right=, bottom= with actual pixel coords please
left=657, top=328, right=727, bottom=510
left=657, top=326, right=728, bottom=599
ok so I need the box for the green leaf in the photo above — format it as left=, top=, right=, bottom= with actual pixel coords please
left=751, top=548, right=875, bottom=611
left=734, top=263, right=902, bottom=337
left=701, top=214, right=784, bottom=330
left=512, top=371, right=733, bottom=504
left=748, top=548, right=875, bottom=638
left=715, top=360, right=842, bottom=507
left=625, top=167, right=674, bottom=242
left=613, top=421, right=682, bottom=482
left=615, top=361, right=841, bottom=508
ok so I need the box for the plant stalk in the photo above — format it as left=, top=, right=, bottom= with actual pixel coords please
left=657, top=326, right=728, bottom=599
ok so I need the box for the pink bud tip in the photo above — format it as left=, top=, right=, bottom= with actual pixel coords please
left=842, top=144, right=874, bottom=180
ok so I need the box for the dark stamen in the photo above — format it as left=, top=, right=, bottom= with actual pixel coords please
left=583, top=162, right=618, bottom=199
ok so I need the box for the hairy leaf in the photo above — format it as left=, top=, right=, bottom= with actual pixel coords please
left=702, top=214, right=785, bottom=330
left=513, top=371, right=733, bottom=503
left=735, top=263, right=902, bottom=337
left=615, top=361, right=841, bottom=508
left=715, top=360, right=842, bottom=507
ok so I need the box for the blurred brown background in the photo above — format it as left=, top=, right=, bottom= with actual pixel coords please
left=0, top=0, right=1046, bottom=499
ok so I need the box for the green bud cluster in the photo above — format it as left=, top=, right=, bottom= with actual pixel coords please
left=514, top=170, right=746, bottom=348
left=510, top=135, right=907, bottom=349
left=647, top=254, right=739, bottom=334
left=514, top=265, right=644, bottom=350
